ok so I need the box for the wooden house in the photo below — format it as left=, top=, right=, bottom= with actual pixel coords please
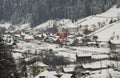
left=76, top=54, right=92, bottom=64
left=79, top=28, right=91, bottom=35
left=87, top=42, right=99, bottom=47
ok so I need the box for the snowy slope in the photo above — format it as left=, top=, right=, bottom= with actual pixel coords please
left=0, top=22, right=31, bottom=33
left=76, top=5, right=120, bottom=30
left=33, top=5, right=120, bottom=33
left=34, top=20, right=55, bottom=30
left=0, top=23, right=11, bottom=29
left=14, top=23, right=31, bottom=31
left=89, top=21, right=120, bottom=41
left=74, top=5, right=120, bottom=42
left=34, top=19, right=72, bottom=28
left=33, top=19, right=73, bottom=34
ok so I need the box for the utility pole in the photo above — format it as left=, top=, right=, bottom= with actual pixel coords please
left=117, top=13, right=120, bottom=20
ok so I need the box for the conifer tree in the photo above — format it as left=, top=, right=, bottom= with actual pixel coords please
left=0, top=37, right=18, bottom=78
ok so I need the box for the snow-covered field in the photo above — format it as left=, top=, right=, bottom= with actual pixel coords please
left=76, top=5, right=120, bottom=30
left=89, top=21, right=120, bottom=41
left=0, top=23, right=11, bottom=29
left=12, top=40, right=110, bottom=62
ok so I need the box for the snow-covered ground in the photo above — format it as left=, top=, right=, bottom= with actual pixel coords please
left=34, top=20, right=55, bottom=30
left=86, top=68, right=120, bottom=78
left=15, top=41, right=59, bottom=52
left=12, top=40, right=110, bottom=62
left=76, top=5, right=120, bottom=30
left=0, top=23, right=11, bottom=29
left=89, top=21, right=120, bottom=41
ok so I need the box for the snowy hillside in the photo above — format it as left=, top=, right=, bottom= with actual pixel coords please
left=33, top=19, right=73, bottom=34
left=89, top=21, right=120, bottom=41
left=76, top=5, right=120, bottom=30
left=34, top=20, right=55, bottom=30
left=0, top=23, right=11, bottom=29
left=33, top=5, right=120, bottom=34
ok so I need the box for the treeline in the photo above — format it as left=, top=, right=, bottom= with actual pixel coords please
left=0, top=0, right=119, bottom=27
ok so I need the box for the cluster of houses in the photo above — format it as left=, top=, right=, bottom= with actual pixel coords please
left=23, top=58, right=111, bottom=78
left=1, top=20, right=120, bottom=78
left=2, top=22, right=120, bottom=49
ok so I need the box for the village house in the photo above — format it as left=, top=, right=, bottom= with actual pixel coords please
left=110, top=40, right=120, bottom=50
left=29, top=62, right=48, bottom=76
left=65, top=23, right=87, bottom=35
left=13, top=34, right=22, bottom=42
left=24, top=35, right=35, bottom=42
left=34, top=33, right=44, bottom=40
left=20, top=32, right=26, bottom=40
left=63, top=64, right=88, bottom=78
left=58, top=21, right=79, bottom=34
left=79, top=28, right=91, bottom=35
left=87, top=42, right=98, bottom=47
left=82, top=61, right=109, bottom=71
left=76, top=53, right=92, bottom=64
left=63, top=67, right=75, bottom=74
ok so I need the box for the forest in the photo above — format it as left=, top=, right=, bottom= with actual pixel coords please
left=0, top=0, right=119, bottom=27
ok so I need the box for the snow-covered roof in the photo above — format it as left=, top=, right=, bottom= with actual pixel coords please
left=92, top=54, right=109, bottom=59
left=34, top=62, right=48, bottom=67
left=13, top=49, right=26, bottom=53
left=63, top=67, right=74, bottom=72
left=77, top=53, right=92, bottom=57
left=35, top=71, right=58, bottom=78
left=87, top=42, right=97, bottom=44
left=73, top=47, right=110, bottom=54
left=61, top=74, right=72, bottom=78
left=14, top=34, right=21, bottom=37
left=82, top=61, right=108, bottom=69
left=111, top=39, right=120, bottom=44
left=35, top=34, right=42, bottom=37
left=76, top=5, right=120, bottom=30
left=0, top=23, right=11, bottom=29
left=65, top=22, right=76, bottom=28
left=6, top=42, right=14, bottom=45
left=21, top=32, right=25, bottom=35
left=24, top=35, right=34, bottom=39
left=76, top=37, right=83, bottom=40
left=12, top=53, right=23, bottom=59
